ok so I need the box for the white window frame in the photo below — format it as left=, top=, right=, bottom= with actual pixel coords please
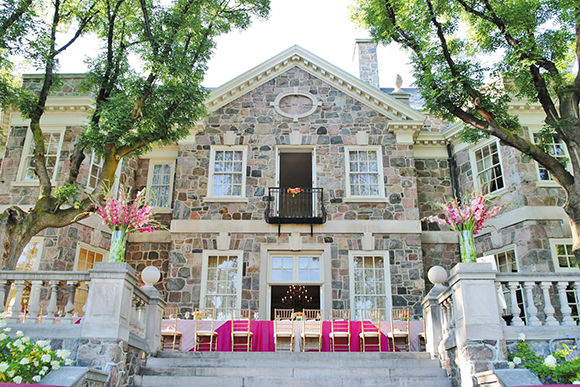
left=15, top=237, right=44, bottom=271
left=268, top=252, right=324, bottom=284
left=207, top=146, right=247, bottom=199
left=200, top=251, right=244, bottom=317
left=550, top=238, right=578, bottom=272
left=17, top=127, right=65, bottom=182
left=344, top=146, right=385, bottom=199
left=470, top=139, right=506, bottom=194
left=528, top=128, right=571, bottom=184
left=348, top=251, right=392, bottom=321
left=483, top=245, right=519, bottom=273
left=73, top=242, right=109, bottom=271
left=146, top=159, right=176, bottom=209
left=86, top=150, right=104, bottom=191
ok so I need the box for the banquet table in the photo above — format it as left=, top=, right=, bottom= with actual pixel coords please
left=161, top=319, right=424, bottom=352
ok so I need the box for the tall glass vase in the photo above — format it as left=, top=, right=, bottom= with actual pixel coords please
left=109, top=230, right=127, bottom=262
left=459, top=230, right=477, bottom=263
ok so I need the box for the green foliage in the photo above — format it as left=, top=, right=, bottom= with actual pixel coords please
left=510, top=340, right=580, bottom=384
left=53, top=183, right=81, bottom=209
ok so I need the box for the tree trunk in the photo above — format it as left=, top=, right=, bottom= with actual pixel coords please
left=0, top=208, right=36, bottom=270
left=563, top=191, right=580, bottom=269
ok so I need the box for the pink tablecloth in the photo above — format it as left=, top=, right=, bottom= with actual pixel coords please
left=203, top=320, right=388, bottom=352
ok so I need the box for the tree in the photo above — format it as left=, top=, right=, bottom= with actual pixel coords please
left=352, top=0, right=580, bottom=264
left=0, top=0, right=270, bottom=269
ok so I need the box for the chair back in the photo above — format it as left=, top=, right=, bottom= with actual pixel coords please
left=360, top=309, right=381, bottom=334
left=274, top=308, right=294, bottom=334
left=302, top=309, right=322, bottom=334
left=231, top=308, right=252, bottom=334
left=391, top=308, right=410, bottom=333
left=163, top=307, right=179, bottom=328
left=330, top=309, right=350, bottom=335
left=194, top=308, right=215, bottom=334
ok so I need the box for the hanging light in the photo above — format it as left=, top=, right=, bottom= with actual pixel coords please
left=281, top=285, right=312, bottom=308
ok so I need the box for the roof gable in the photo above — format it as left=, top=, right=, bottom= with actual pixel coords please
left=206, top=45, right=426, bottom=125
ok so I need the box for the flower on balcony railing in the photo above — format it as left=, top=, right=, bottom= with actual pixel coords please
left=0, top=317, right=71, bottom=384
left=287, top=187, right=303, bottom=197
left=421, top=190, right=506, bottom=234
left=93, top=184, right=165, bottom=234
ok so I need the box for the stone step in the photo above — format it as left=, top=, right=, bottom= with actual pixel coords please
left=136, top=375, right=452, bottom=387
left=141, top=365, right=447, bottom=378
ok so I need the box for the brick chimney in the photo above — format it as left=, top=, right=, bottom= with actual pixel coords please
left=356, top=39, right=380, bottom=89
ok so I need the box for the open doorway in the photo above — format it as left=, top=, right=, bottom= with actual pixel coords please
left=270, top=285, right=320, bottom=320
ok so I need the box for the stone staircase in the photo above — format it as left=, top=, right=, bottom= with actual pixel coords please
left=134, top=351, right=452, bottom=387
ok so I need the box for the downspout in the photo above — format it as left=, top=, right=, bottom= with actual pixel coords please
left=447, top=142, right=459, bottom=201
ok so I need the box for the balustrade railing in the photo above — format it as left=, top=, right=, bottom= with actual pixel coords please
left=495, top=273, right=580, bottom=327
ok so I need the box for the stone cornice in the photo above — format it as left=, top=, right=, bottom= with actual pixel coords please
left=206, top=45, right=426, bottom=126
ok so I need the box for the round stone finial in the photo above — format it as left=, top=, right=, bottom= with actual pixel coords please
left=142, top=266, right=161, bottom=285
left=428, top=266, right=447, bottom=285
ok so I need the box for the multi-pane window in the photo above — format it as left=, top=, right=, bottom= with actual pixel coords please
left=493, top=249, right=518, bottom=273
left=201, top=253, right=243, bottom=319
left=20, top=131, right=63, bottom=181
left=270, top=255, right=321, bottom=283
left=210, top=148, right=246, bottom=197
left=532, top=132, right=569, bottom=181
left=350, top=253, right=391, bottom=320
left=345, top=148, right=384, bottom=197
left=550, top=240, right=578, bottom=271
left=74, top=245, right=106, bottom=316
left=148, top=162, right=174, bottom=208
left=473, top=141, right=504, bottom=193
left=87, top=150, right=103, bottom=190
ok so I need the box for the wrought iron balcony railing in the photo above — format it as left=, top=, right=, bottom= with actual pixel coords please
left=264, top=187, right=327, bottom=234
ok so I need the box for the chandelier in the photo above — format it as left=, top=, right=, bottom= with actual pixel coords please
left=281, top=285, right=312, bottom=308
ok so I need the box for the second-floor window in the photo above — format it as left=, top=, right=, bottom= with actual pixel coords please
left=87, top=150, right=103, bottom=190
left=147, top=161, right=175, bottom=208
left=19, top=130, right=64, bottom=181
left=208, top=147, right=246, bottom=198
left=532, top=131, right=570, bottom=181
left=345, top=147, right=385, bottom=198
left=473, top=140, right=504, bottom=193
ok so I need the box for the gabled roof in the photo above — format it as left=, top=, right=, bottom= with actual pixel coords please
left=206, top=45, right=426, bottom=128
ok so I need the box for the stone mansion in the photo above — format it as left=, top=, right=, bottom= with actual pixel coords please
left=0, top=40, right=574, bottom=321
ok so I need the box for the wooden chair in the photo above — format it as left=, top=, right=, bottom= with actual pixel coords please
left=329, top=309, right=351, bottom=352
left=301, top=309, right=322, bottom=352
left=359, top=309, right=381, bottom=352
left=161, top=307, right=181, bottom=351
left=387, top=308, right=410, bottom=352
left=194, top=308, right=218, bottom=351
left=274, top=309, right=295, bottom=351
left=231, top=308, right=253, bottom=352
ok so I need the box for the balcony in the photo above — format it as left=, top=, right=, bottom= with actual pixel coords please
left=264, top=187, right=327, bottom=234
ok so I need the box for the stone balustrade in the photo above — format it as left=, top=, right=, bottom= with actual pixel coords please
left=423, top=263, right=580, bottom=387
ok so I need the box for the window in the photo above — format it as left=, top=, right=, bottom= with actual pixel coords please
left=531, top=131, right=570, bottom=181
left=87, top=150, right=103, bottom=190
left=147, top=161, right=175, bottom=208
left=73, top=244, right=107, bottom=316
left=472, top=141, right=504, bottom=193
left=208, top=147, right=247, bottom=198
left=492, top=248, right=518, bottom=273
left=200, top=252, right=243, bottom=319
left=270, top=255, right=321, bottom=282
left=345, top=147, right=385, bottom=197
left=550, top=239, right=578, bottom=272
left=349, top=252, right=391, bottom=320
left=19, top=129, right=64, bottom=181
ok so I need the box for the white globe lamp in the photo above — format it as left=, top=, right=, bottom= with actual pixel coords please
left=142, top=266, right=161, bottom=288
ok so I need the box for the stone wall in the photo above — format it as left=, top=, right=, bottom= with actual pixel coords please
left=22, top=74, right=88, bottom=97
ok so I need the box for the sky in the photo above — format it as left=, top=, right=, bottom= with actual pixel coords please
left=52, top=0, right=415, bottom=89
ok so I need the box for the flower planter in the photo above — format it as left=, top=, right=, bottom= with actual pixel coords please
left=459, top=230, right=477, bottom=263
left=109, top=230, right=127, bottom=262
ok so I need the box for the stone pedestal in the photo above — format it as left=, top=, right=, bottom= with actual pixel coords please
left=140, top=284, right=166, bottom=352
left=422, top=284, right=445, bottom=358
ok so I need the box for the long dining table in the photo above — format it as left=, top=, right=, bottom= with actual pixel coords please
left=161, top=319, right=424, bottom=352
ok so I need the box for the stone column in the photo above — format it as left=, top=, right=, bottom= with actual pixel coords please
left=448, top=263, right=504, bottom=387
left=422, top=284, right=446, bottom=358
left=356, top=38, right=380, bottom=89
left=140, top=283, right=166, bottom=352
left=81, top=262, right=139, bottom=342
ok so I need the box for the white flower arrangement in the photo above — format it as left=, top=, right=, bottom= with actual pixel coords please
left=0, top=315, right=70, bottom=384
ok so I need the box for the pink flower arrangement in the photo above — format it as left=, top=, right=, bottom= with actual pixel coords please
left=95, top=184, right=164, bottom=234
left=287, top=187, right=303, bottom=197
left=422, top=190, right=506, bottom=234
